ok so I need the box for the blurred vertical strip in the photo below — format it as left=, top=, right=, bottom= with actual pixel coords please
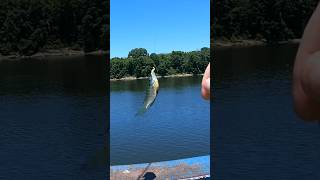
left=210, top=0, right=214, bottom=178
left=105, top=0, right=110, bottom=179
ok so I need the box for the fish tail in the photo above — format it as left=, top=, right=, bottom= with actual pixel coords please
left=135, top=107, right=147, bottom=116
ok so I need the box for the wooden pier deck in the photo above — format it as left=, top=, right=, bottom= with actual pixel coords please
left=110, top=155, right=210, bottom=180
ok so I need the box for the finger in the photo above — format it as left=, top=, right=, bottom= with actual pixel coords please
left=293, top=51, right=320, bottom=121
left=298, top=2, right=320, bottom=56
left=203, top=63, right=210, bottom=80
left=301, top=51, right=320, bottom=103
left=201, top=63, right=210, bottom=100
left=201, top=78, right=210, bottom=100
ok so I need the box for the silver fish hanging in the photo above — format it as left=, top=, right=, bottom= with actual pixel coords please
left=136, top=67, right=159, bottom=116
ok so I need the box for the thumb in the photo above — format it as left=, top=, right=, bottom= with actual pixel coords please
left=301, top=51, right=320, bottom=103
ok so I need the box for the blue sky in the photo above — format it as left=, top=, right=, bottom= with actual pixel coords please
left=111, top=0, right=210, bottom=58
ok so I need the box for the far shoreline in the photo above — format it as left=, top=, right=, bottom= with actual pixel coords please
left=0, top=39, right=300, bottom=60
left=0, top=48, right=109, bottom=61
left=110, top=73, right=204, bottom=81
left=214, top=38, right=301, bottom=48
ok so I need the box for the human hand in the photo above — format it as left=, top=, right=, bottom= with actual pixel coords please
left=201, top=63, right=210, bottom=100
left=293, top=3, right=320, bottom=121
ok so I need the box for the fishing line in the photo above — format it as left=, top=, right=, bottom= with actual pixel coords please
left=151, top=0, right=157, bottom=68
left=136, top=162, right=152, bottom=180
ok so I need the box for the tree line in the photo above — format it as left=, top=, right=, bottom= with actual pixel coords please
left=0, top=0, right=109, bottom=56
left=110, top=48, right=210, bottom=79
left=214, top=0, right=318, bottom=43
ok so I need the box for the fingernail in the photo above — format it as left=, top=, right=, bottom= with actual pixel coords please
left=205, top=78, right=210, bottom=90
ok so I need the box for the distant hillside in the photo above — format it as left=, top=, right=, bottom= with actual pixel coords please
left=0, top=0, right=109, bottom=56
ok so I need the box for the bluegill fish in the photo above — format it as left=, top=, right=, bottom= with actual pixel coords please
left=136, top=67, right=159, bottom=116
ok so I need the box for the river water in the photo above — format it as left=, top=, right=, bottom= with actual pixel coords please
left=213, top=44, right=320, bottom=179
left=110, top=76, right=210, bottom=165
left=0, top=56, right=108, bottom=180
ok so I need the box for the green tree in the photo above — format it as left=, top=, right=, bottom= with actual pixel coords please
left=170, top=51, right=184, bottom=73
left=215, top=0, right=318, bottom=42
left=0, top=0, right=108, bottom=56
left=157, top=55, right=171, bottom=76
left=128, top=48, right=148, bottom=58
left=110, top=58, right=128, bottom=79
left=150, top=53, right=159, bottom=67
left=110, top=47, right=209, bottom=79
